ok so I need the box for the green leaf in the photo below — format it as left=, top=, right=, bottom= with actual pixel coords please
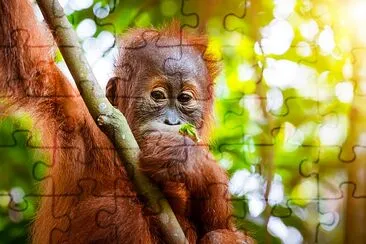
left=179, top=123, right=200, bottom=142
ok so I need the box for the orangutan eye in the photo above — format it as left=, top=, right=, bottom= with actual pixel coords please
left=151, top=89, right=166, bottom=101
left=178, top=92, right=193, bottom=104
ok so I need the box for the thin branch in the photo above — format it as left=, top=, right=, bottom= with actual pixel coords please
left=35, top=0, right=187, bottom=243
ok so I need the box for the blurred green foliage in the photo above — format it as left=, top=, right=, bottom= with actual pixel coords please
left=0, top=112, right=41, bottom=243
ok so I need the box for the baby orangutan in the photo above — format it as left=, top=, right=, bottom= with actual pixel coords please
left=0, top=0, right=253, bottom=243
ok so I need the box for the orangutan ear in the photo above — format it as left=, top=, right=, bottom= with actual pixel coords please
left=106, top=76, right=119, bottom=106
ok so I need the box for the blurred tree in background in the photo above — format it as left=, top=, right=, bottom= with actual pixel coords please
left=2, top=0, right=366, bottom=243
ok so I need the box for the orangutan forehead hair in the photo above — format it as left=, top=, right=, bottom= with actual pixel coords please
left=119, top=20, right=221, bottom=80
